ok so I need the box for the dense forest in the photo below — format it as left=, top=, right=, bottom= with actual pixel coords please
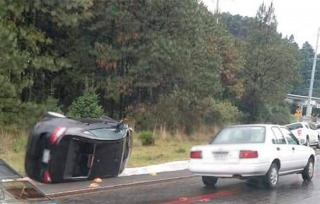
left=0, top=0, right=317, bottom=133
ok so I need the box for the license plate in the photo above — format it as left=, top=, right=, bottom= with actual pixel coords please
left=42, top=149, right=50, bottom=163
left=214, top=153, right=228, bottom=160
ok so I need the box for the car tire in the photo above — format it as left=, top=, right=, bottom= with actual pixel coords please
left=306, top=137, right=310, bottom=147
left=302, top=158, right=314, bottom=181
left=262, top=163, right=279, bottom=189
left=202, top=176, right=218, bottom=187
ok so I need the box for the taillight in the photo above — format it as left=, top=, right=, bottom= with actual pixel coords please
left=239, top=150, right=258, bottom=159
left=49, top=126, right=67, bottom=145
left=43, top=170, right=51, bottom=183
left=297, top=129, right=302, bottom=136
left=190, top=151, right=202, bottom=159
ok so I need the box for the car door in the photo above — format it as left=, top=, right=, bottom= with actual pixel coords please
left=308, top=123, right=318, bottom=144
left=280, top=127, right=305, bottom=170
left=271, top=126, right=292, bottom=172
left=305, top=123, right=317, bottom=144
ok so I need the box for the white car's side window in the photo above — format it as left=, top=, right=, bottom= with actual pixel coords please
left=280, top=128, right=299, bottom=145
left=271, top=127, right=286, bottom=144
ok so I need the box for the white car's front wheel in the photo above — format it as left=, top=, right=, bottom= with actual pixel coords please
left=202, top=176, right=218, bottom=187
left=302, top=158, right=314, bottom=181
left=317, top=137, right=320, bottom=149
left=263, top=163, right=279, bottom=189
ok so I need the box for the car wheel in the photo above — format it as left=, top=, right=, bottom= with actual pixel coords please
left=202, top=176, right=218, bottom=187
left=306, top=138, right=310, bottom=147
left=263, top=163, right=279, bottom=189
left=302, top=158, right=314, bottom=181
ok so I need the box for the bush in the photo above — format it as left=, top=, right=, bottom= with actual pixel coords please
left=68, top=87, right=104, bottom=118
left=139, top=131, right=155, bottom=146
left=259, top=102, right=292, bottom=125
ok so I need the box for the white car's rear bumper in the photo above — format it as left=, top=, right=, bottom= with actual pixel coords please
left=188, top=161, right=270, bottom=178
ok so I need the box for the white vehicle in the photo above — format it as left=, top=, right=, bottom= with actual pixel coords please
left=188, top=124, right=316, bottom=189
left=285, top=122, right=320, bottom=148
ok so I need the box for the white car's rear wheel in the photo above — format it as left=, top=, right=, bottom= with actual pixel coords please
left=202, top=176, right=218, bottom=187
left=302, top=158, right=314, bottom=181
left=263, top=163, right=279, bottom=189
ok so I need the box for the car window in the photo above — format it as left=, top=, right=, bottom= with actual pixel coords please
left=309, top=123, right=316, bottom=130
left=280, top=128, right=299, bottom=145
left=285, top=123, right=303, bottom=130
left=88, top=128, right=127, bottom=139
left=210, top=126, right=266, bottom=144
left=271, top=127, right=286, bottom=144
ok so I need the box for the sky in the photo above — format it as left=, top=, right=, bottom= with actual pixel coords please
left=201, top=0, right=320, bottom=50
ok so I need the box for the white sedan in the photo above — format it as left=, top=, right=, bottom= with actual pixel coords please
left=188, top=124, right=316, bottom=189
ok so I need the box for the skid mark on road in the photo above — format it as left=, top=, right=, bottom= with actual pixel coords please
left=161, top=189, right=238, bottom=204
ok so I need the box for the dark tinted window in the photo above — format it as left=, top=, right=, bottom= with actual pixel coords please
left=211, top=126, right=266, bottom=144
left=286, top=123, right=303, bottom=130
left=88, top=128, right=126, bottom=139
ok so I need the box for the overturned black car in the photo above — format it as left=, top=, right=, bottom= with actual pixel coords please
left=25, top=112, right=133, bottom=184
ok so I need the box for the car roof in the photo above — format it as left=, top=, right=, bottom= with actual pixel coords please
left=228, top=124, right=279, bottom=128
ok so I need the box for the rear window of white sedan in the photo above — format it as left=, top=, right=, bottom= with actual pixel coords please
left=211, top=126, right=266, bottom=144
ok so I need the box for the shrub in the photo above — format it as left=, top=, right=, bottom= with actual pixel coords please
left=68, top=87, right=104, bottom=118
left=139, top=131, right=155, bottom=146
left=259, top=102, right=292, bottom=125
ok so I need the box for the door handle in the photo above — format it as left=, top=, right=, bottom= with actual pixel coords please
left=276, top=147, right=280, bottom=151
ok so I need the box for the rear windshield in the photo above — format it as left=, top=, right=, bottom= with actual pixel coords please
left=286, top=123, right=303, bottom=130
left=88, top=128, right=126, bottom=140
left=211, top=126, right=266, bottom=144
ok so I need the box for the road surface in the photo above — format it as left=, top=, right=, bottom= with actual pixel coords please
left=59, top=156, right=320, bottom=204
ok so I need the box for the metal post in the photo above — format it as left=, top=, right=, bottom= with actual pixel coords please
left=306, top=27, right=320, bottom=117
left=216, top=0, right=220, bottom=23
left=216, top=0, right=220, bottom=13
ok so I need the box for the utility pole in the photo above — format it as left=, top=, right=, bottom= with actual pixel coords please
left=210, top=0, right=220, bottom=23
left=216, top=0, right=220, bottom=23
left=306, top=27, right=320, bottom=117
left=216, top=0, right=220, bottom=13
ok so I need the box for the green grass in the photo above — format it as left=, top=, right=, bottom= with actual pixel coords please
left=0, top=130, right=28, bottom=175
left=0, top=129, right=211, bottom=176
left=128, top=137, right=207, bottom=167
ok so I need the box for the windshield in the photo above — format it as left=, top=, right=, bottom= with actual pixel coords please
left=211, top=126, right=266, bottom=144
left=286, top=123, right=303, bottom=130
left=88, top=128, right=127, bottom=140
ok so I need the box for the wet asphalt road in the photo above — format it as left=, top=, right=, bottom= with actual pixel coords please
left=60, top=156, right=320, bottom=204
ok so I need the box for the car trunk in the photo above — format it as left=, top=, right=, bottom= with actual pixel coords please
left=198, top=144, right=264, bottom=164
